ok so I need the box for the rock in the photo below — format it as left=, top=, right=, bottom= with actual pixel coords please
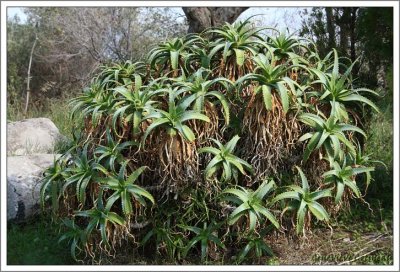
left=7, top=154, right=60, bottom=222
left=7, top=118, right=64, bottom=155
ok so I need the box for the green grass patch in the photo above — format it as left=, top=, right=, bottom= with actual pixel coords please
left=7, top=216, right=76, bottom=265
left=364, top=67, right=393, bottom=208
left=365, top=101, right=393, bottom=168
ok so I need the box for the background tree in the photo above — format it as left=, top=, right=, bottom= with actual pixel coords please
left=357, top=7, right=393, bottom=89
left=182, top=7, right=249, bottom=33
left=7, top=7, right=188, bottom=110
left=300, top=7, right=393, bottom=88
left=7, top=15, right=34, bottom=106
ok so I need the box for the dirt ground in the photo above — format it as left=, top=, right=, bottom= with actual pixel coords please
left=103, top=225, right=393, bottom=266
left=269, top=227, right=393, bottom=265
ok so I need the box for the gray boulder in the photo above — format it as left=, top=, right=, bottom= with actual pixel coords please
left=7, top=118, right=64, bottom=155
left=7, top=154, right=60, bottom=222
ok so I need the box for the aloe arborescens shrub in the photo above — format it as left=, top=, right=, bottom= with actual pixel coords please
left=41, top=18, right=381, bottom=264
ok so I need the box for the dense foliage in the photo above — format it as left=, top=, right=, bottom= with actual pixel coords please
left=41, top=18, right=382, bottom=264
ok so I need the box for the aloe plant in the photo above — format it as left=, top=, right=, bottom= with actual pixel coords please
left=236, top=53, right=297, bottom=113
left=148, top=34, right=202, bottom=71
left=265, top=31, right=312, bottom=63
left=174, top=68, right=232, bottom=124
left=61, top=144, right=108, bottom=205
left=70, top=83, right=116, bottom=125
left=58, top=218, right=87, bottom=261
left=183, top=41, right=213, bottom=70
left=207, top=17, right=268, bottom=66
left=75, top=206, right=125, bottom=247
left=94, top=129, right=137, bottom=171
left=70, top=83, right=103, bottom=120
left=100, top=162, right=154, bottom=215
left=346, top=144, right=386, bottom=188
left=310, top=49, right=379, bottom=120
left=272, top=167, right=331, bottom=234
left=222, top=179, right=279, bottom=232
left=180, top=221, right=225, bottom=262
left=308, top=50, right=334, bottom=73
left=237, top=231, right=274, bottom=264
left=299, top=113, right=366, bottom=161
left=111, top=77, right=159, bottom=135
left=199, top=135, right=253, bottom=182
left=96, top=60, right=146, bottom=89
left=40, top=156, right=69, bottom=214
left=141, top=220, right=182, bottom=259
left=322, top=159, right=374, bottom=203
left=142, top=88, right=210, bottom=143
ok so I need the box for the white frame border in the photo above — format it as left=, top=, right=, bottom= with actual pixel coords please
left=1, top=1, right=398, bottom=271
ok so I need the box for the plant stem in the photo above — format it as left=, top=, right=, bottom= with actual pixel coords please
left=24, top=31, right=38, bottom=117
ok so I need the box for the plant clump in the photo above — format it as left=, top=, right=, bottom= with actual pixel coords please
left=41, top=17, right=380, bottom=264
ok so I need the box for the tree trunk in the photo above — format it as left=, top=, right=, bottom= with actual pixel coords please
left=182, top=7, right=249, bottom=33
left=24, top=31, right=38, bottom=117
left=338, top=8, right=351, bottom=56
left=349, top=7, right=359, bottom=62
left=325, top=8, right=336, bottom=49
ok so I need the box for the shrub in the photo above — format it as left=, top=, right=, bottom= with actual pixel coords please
left=40, top=18, right=383, bottom=263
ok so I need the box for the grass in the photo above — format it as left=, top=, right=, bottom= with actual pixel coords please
left=363, top=68, right=393, bottom=209
left=335, top=197, right=392, bottom=233
left=365, top=95, right=393, bottom=169
left=7, top=216, right=76, bottom=265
